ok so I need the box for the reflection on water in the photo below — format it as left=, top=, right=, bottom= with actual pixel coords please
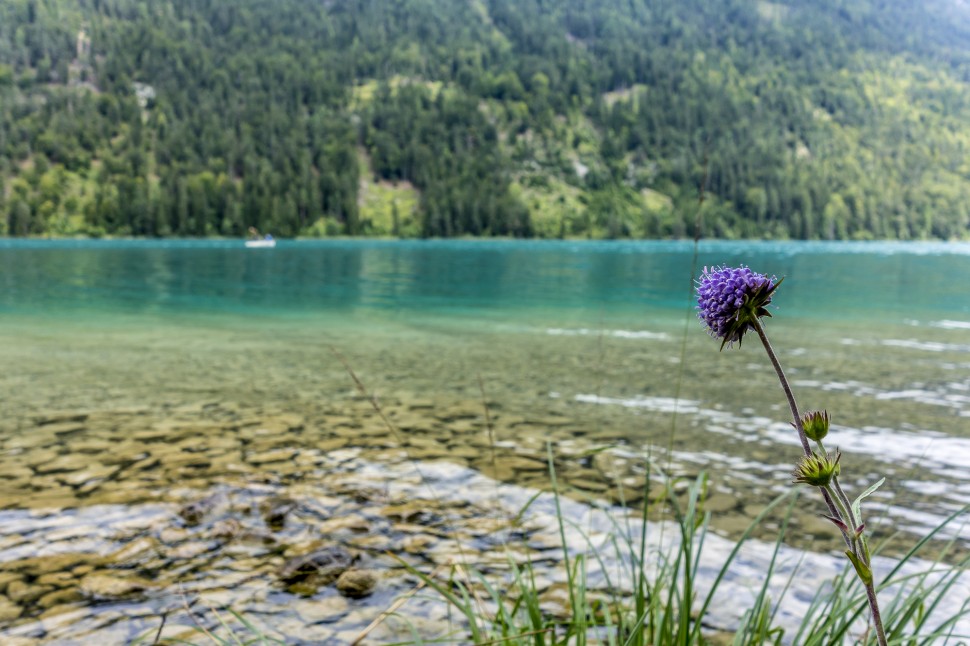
left=0, top=240, right=968, bottom=640
left=2, top=239, right=969, bottom=319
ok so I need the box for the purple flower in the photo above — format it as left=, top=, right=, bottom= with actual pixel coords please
left=696, top=265, right=781, bottom=349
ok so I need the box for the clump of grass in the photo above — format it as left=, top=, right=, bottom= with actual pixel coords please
left=394, top=453, right=968, bottom=645
left=390, top=455, right=775, bottom=645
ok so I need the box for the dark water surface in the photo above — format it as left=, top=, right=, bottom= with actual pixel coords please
left=0, top=239, right=968, bottom=641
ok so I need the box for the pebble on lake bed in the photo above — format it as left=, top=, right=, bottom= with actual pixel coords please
left=78, top=573, right=155, bottom=600
left=335, top=569, right=378, bottom=598
left=278, top=545, right=356, bottom=591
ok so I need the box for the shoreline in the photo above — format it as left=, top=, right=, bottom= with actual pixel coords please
left=2, top=235, right=970, bottom=244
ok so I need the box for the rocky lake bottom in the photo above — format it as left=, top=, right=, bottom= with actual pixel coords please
left=0, top=392, right=743, bottom=644
left=1, top=385, right=968, bottom=644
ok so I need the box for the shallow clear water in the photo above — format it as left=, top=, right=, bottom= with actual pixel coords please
left=0, top=239, right=968, bottom=641
left=1, top=240, right=968, bottom=532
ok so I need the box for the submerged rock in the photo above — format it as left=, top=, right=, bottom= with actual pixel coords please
left=0, top=572, right=23, bottom=594
left=168, top=540, right=216, bottom=560
left=247, top=448, right=299, bottom=465
left=33, top=454, right=89, bottom=475
left=335, top=569, right=377, bottom=599
left=177, top=494, right=221, bottom=526
left=12, top=553, right=98, bottom=577
left=207, top=518, right=243, bottom=540
left=0, top=595, right=23, bottom=621
left=380, top=502, right=441, bottom=524
left=6, top=580, right=53, bottom=604
left=292, top=595, right=350, bottom=624
left=78, top=573, right=155, bottom=600
left=37, top=587, right=83, bottom=609
left=279, top=545, right=355, bottom=590
left=105, top=536, right=159, bottom=566
left=260, top=496, right=297, bottom=531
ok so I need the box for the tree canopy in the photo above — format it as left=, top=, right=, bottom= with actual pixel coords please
left=1, top=0, right=969, bottom=239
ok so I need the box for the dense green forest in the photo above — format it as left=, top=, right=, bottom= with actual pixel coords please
left=1, top=0, right=969, bottom=239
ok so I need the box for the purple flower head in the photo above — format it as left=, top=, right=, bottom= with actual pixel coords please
left=696, top=265, right=782, bottom=350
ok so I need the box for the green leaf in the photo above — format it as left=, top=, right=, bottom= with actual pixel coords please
left=844, top=550, right=873, bottom=586
left=851, top=477, right=885, bottom=523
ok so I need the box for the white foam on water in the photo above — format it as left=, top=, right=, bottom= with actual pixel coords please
left=931, top=320, right=970, bottom=330
left=574, top=393, right=700, bottom=414
left=545, top=327, right=670, bottom=340
left=792, top=378, right=970, bottom=410
left=573, top=391, right=970, bottom=529
left=882, top=338, right=970, bottom=353
left=575, top=391, right=970, bottom=471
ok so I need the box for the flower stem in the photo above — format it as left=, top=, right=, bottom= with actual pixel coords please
left=751, top=317, right=887, bottom=646
left=751, top=318, right=811, bottom=456
left=833, top=476, right=860, bottom=539
left=866, top=582, right=889, bottom=646
left=820, top=488, right=853, bottom=550
left=752, top=318, right=849, bottom=546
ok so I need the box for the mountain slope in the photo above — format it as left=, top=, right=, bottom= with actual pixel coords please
left=1, top=0, right=969, bottom=239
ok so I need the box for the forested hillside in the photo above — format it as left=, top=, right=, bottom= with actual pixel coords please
left=2, top=0, right=970, bottom=239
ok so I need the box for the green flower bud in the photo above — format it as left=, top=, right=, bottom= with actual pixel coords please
left=801, top=410, right=830, bottom=442
left=793, top=450, right=841, bottom=487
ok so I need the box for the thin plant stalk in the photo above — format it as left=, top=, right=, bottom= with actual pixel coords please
left=750, top=317, right=888, bottom=646
left=750, top=320, right=854, bottom=548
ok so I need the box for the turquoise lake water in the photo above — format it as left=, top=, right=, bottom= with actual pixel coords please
left=1, top=239, right=968, bottom=322
left=1, top=239, right=968, bottom=545
left=1, top=239, right=969, bottom=642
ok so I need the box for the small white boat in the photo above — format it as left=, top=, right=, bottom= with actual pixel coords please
left=245, top=238, right=276, bottom=248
